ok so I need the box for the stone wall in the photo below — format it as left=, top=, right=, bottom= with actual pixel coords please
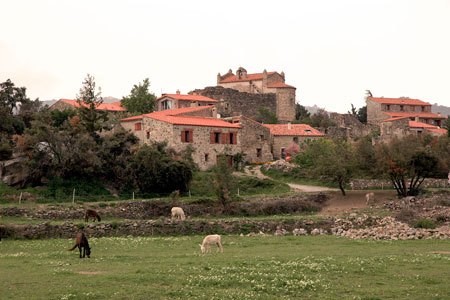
left=271, top=87, right=296, bottom=123
left=272, top=136, right=322, bottom=160
left=190, top=86, right=277, bottom=121
left=366, top=98, right=385, bottom=126
left=349, top=178, right=449, bottom=189
left=328, top=113, right=377, bottom=140
left=379, top=118, right=410, bottom=141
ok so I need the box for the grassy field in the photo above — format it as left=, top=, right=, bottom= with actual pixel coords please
left=1, top=235, right=449, bottom=300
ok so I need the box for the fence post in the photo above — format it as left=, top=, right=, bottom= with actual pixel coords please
left=189, top=190, right=191, bottom=198
left=237, top=187, right=240, bottom=196
left=72, top=189, right=75, bottom=203
left=19, top=192, right=23, bottom=204
left=133, top=192, right=135, bottom=201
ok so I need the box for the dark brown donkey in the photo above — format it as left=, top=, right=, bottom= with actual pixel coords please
left=84, top=209, right=101, bottom=222
left=68, top=232, right=91, bottom=258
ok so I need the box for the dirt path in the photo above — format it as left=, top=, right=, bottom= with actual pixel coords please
left=318, top=190, right=397, bottom=216
left=241, top=166, right=338, bottom=192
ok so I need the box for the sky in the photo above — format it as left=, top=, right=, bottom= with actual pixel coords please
left=1, top=0, right=450, bottom=113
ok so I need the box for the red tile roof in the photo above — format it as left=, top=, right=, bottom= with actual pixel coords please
left=408, top=121, right=439, bottom=129
left=219, top=72, right=277, bottom=83
left=156, top=94, right=218, bottom=102
left=382, top=111, right=446, bottom=119
left=58, top=99, right=127, bottom=111
left=427, top=128, right=448, bottom=135
left=381, top=116, right=409, bottom=122
left=264, top=124, right=325, bottom=136
left=267, top=82, right=296, bottom=89
left=121, top=106, right=240, bottom=128
left=367, top=97, right=431, bottom=106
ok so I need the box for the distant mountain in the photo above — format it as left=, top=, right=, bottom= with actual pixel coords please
left=304, top=104, right=327, bottom=115
left=39, top=96, right=120, bottom=108
left=432, top=104, right=450, bottom=117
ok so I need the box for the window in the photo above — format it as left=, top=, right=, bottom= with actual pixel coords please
left=146, top=131, right=150, bottom=139
left=181, top=129, right=193, bottom=143
left=421, top=106, right=426, bottom=112
left=229, top=132, right=235, bottom=144
left=256, top=148, right=262, bottom=158
left=410, top=105, right=415, bottom=111
left=293, top=137, right=298, bottom=143
left=214, top=132, right=220, bottom=143
left=161, top=99, right=172, bottom=110
left=205, top=153, right=209, bottom=162
left=305, top=129, right=312, bottom=133
left=281, top=148, right=286, bottom=159
left=134, top=122, right=142, bottom=131
left=386, top=105, right=390, bottom=111
left=400, top=105, right=405, bottom=111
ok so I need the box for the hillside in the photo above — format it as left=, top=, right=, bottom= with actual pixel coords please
left=432, top=103, right=450, bottom=117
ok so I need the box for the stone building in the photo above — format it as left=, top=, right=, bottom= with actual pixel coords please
left=263, top=123, right=325, bottom=160
left=120, top=106, right=272, bottom=170
left=189, top=86, right=277, bottom=122
left=366, top=96, right=447, bottom=138
left=155, top=91, right=217, bottom=111
left=49, top=99, right=127, bottom=112
left=215, top=67, right=296, bottom=123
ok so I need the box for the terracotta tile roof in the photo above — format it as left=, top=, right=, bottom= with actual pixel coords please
left=121, top=106, right=240, bottom=128
left=427, top=128, right=448, bottom=135
left=408, top=121, right=439, bottom=129
left=367, top=97, right=431, bottom=106
left=58, top=99, right=127, bottom=111
left=267, top=82, right=296, bottom=89
left=382, top=111, right=446, bottom=119
left=156, top=94, right=218, bottom=102
left=263, top=124, right=325, bottom=136
left=219, top=72, right=277, bottom=83
left=381, top=116, right=410, bottom=122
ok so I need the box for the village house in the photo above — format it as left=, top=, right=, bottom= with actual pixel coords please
left=155, top=91, right=218, bottom=111
left=366, top=96, right=447, bottom=137
left=263, top=123, right=325, bottom=160
left=120, top=106, right=272, bottom=170
left=216, top=67, right=296, bottom=123
left=49, top=99, right=127, bottom=112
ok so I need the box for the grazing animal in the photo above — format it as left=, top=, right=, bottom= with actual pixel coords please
left=85, top=209, right=101, bottom=222
left=199, top=234, right=223, bottom=254
left=365, top=192, right=375, bottom=205
left=171, top=207, right=186, bottom=221
left=68, top=232, right=91, bottom=258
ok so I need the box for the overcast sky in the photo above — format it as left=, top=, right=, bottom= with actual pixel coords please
left=1, top=0, right=450, bottom=113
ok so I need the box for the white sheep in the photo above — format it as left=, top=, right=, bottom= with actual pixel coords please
left=365, top=192, right=375, bottom=205
left=171, top=207, right=186, bottom=221
left=199, top=234, right=223, bottom=254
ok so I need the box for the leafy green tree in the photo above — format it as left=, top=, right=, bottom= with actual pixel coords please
left=357, top=106, right=367, bottom=124
left=76, top=74, right=108, bottom=137
left=121, top=78, right=156, bottom=114
left=0, top=79, right=30, bottom=114
left=295, top=139, right=355, bottom=195
left=376, top=136, right=439, bottom=197
left=132, top=143, right=193, bottom=194
left=294, top=103, right=312, bottom=124
left=213, top=154, right=236, bottom=206
left=348, top=103, right=357, bottom=116
left=256, top=107, right=278, bottom=124
left=310, top=109, right=334, bottom=128
left=50, top=109, right=76, bottom=128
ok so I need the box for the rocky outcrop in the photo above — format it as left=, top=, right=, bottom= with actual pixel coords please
left=0, top=155, right=30, bottom=187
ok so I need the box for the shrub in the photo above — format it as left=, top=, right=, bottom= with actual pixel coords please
left=396, top=208, right=417, bottom=223
left=76, top=223, right=85, bottom=230
left=414, top=219, right=436, bottom=229
left=111, top=221, right=119, bottom=229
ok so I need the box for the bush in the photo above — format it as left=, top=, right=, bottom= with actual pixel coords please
left=414, top=219, right=436, bottom=229
left=111, top=221, right=119, bottom=229
left=76, top=223, right=85, bottom=230
left=40, top=177, right=110, bottom=201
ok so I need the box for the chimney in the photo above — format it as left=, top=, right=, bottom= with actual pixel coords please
left=438, top=112, right=441, bottom=116
left=415, top=116, right=419, bottom=122
left=176, top=89, right=180, bottom=95
left=288, top=121, right=292, bottom=130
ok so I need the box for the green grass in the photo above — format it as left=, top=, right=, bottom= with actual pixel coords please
left=261, top=168, right=340, bottom=188
left=0, top=236, right=449, bottom=299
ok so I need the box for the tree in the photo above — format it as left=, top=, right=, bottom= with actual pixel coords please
left=213, top=154, right=235, bottom=206
left=0, top=79, right=30, bottom=114
left=121, top=78, right=156, bottom=114
left=348, top=103, right=357, bottom=116
left=357, top=106, right=367, bottom=124
left=310, top=109, right=334, bottom=128
left=132, top=143, right=193, bottom=194
left=294, top=103, right=312, bottom=124
left=256, top=107, right=278, bottom=124
left=295, top=139, right=355, bottom=195
left=76, top=74, right=108, bottom=137
left=376, top=136, right=439, bottom=197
